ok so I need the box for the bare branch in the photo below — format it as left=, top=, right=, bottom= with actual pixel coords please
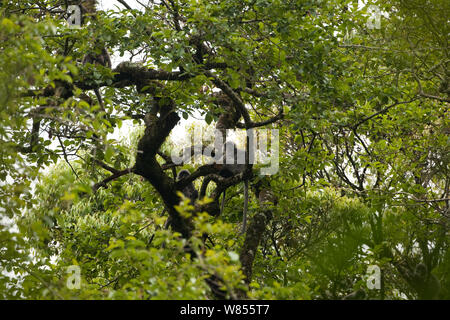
left=57, top=135, right=80, bottom=180
left=93, top=168, right=134, bottom=191
left=352, top=98, right=418, bottom=129
left=236, top=109, right=284, bottom=128
left=94, top=160, right=120, bottom=175
left=117, top=0, right=132, bottom=10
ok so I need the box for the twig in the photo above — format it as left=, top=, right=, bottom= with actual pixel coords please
left=57, top=135, right=80, bottom=180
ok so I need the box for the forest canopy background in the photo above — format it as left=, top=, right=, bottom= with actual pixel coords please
left=0, top=0, right=448, bottom=300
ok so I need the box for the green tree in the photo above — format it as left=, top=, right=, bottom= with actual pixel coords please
left=0, top=0, right=448, bottom=299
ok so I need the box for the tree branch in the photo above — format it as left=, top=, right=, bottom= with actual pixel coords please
left=93, top=168, right=134, bottom=191
left=352, top=98, right=418, bottom=129
left=204, top=70, right=252, bottom=128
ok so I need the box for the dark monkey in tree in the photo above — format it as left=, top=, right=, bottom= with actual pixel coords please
left=82, top=46, right=111, bottom=68
left=410, top=263, right=441, bottom=300
left=217, top=141, right=250, bottom=234
left=396, top=262, right=441, bottom=299
left=162, top=169, right=199, bottom=231
left=82, top=44, right=111, bottom=111
left=78, top=0, right=111, bottom=111
left=177, top=169, right=199, bottom=204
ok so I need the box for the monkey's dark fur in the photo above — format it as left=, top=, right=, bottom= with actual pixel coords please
left=396, top=262, right=440, bottom=299
left=82, top=47, right=111, bottom=68
left=82, top=46, right=111, bottom=111
left=410, top=263, right=440, bottom=299
left=217, top=141, right=249, bottom=234
left=162, top=170, right=198, bottom=232
left=177, top=169, right=199, bottom=204
left=218, top=141, right=246, bottom=178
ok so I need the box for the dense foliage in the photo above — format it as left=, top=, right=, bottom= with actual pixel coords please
left=0, top=0, right=448, bottom=299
